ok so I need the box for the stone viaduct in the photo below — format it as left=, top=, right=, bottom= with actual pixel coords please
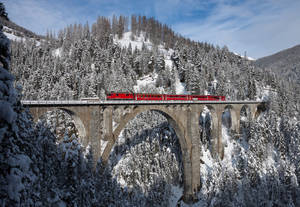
left=22, top=100, right=265, bottom=203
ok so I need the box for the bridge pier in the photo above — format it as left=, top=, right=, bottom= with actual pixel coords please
left=232, top=104, right=243, bottom=134
left=188, top=105, right=202, bottom=196
left=103, top=106, right=113, bottom=141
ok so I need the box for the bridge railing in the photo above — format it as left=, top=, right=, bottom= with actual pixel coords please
left=21, top=100, right=265, bottom=106
left=22, top=100, right=93, bottom=105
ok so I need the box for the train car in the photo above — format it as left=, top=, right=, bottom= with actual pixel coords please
left=106, top=92, right=225, bottom=101
left=190, top=95, right=225, bottom=101
left=106, top=92, right=135, bottom=100
left=135, top=93, right=164, bottom=101
left=165, top=94, right=189, bottom=101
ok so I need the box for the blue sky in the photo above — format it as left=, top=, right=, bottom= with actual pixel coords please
left=3, top=0, right=300, bottom=58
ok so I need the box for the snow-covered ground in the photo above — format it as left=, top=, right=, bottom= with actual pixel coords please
left=175, top=79, right=187, bottom=95
left=52, top=47, right=62, bottom=57
left=133, top=73, right=165, bottom=93
left=233, top=52, right=255, bottom=61
left=3, top=26, right=24, bottom=42
left=256, top=84, right=276, bottom=101
left=115, top=31, right=174, bottom=56
left=133, top=70, right=188, bottom=95
left=3, top=31, right=24, bottom=42
left=134, top=73, right=157, bottom=91
left=3, top=26, right=41, bottom=46
left=173, top=60, right=188, bottom=95
left=116, top=31, right=190, bottom=95
left=114, top=32, right=152, bottom=51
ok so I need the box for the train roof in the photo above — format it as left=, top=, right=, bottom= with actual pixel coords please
left=107, top=92, right=224, bottom=96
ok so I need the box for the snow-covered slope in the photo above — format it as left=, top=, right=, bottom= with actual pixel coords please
left=114, top=32, right=152, bottom=51
left=234, top=52, right=255, bottom=61
left=118, top=32, right=188, bottom=95
left=3, top=26, right=25, bottom=42
left=3, top=26, right=40, bottom=45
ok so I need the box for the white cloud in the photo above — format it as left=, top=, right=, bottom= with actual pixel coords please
left=3, top=0, right=96, bottom=35
left=173, top=0, right=300, bottom=58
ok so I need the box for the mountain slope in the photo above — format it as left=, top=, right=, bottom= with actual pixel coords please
left=255, top=44, right=300, bottom=83
left=0, top=16, right=43, bottom=40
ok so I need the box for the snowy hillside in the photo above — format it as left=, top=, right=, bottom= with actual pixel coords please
left=117, top=32, right=187, bottom=95
left=3, top=25, right=41, bottom=46
left=115, top=31, right=152, bottom=51
left=3, top=26, right=25, bottom=41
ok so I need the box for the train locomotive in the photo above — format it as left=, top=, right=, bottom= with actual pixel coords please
left=106, top=92, right=225, bottom=101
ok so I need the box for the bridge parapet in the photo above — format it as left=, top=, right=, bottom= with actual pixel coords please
left=22, top=100, right=265, bottom=106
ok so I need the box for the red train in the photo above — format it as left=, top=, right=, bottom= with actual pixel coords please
left=106, top=92, right=225, bottom=101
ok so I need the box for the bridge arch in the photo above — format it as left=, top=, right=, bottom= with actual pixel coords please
left=110, top=106, right=187, bottom=154
left=30, top=107, right=87, bottom=143
left=101, top=105, right=192, bottom=199
left=58, top=108, right=87, bottom=141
